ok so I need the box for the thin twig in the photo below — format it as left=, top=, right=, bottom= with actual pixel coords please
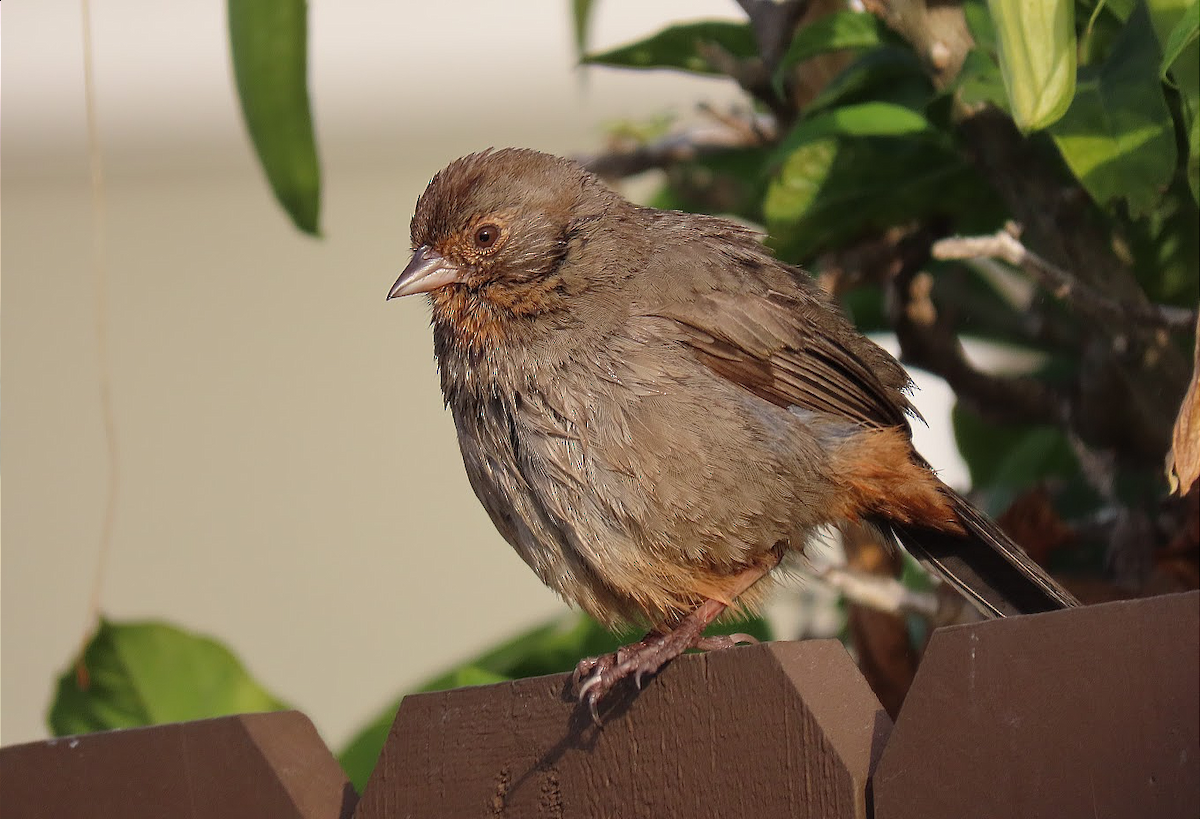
left=578, top=116, right=775, bottom=181
left=807, top=565, right=941, bottom=618
left=933, top=225, right=1197, bottom=333
left=735, top=0, right=812, bottom=72
left=877, top=230, right=1072, bottom=427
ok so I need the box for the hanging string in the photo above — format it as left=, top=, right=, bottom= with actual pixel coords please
left=77, top=0, right=119, bottom=687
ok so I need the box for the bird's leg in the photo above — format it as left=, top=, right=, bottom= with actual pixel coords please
left=573, top=559, right=775, bottom=722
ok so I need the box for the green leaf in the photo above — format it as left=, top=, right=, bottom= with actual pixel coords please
left=1125, top=177, right=1200, bottom=302
left=1152, top=0, right=1200, bottom=201
left=951, top=403, right=1082, bottom=514
left=337, top=611, right=771, bottom=790
left=1103, top=0, right=1141, bottom=22
left=764, top=106, right=938, bottom=256
left=583, top=21, right=756, bottom=75
left=772, top=11, right=890, bottom=94
left=336, top=700, right=400, bottom=793
left=806, top=46, right=934, bottom=116
left=571, top=0, right=598, bottom=58
left=1050, top=2, right=1178, bottom=217
left=1158, top=2, right=1199, bottom=73
left=648, top=147, right=771, bottom=220
left=336, top=663, right=511, bottom=793
left=987, top=0, right=1077, bottom=130
left=963, top=0, right=999, bottom=51
left=957, top=1, right=1012, bottom=111
left=48, top=619, right=289, bottom=737
left=956, top=49, right=1012, bottom=112
left=228, top=0, right=321, bottom=235
left=776, top=103, right=933, bottom=154
left=764, top=131, right=974, bottom=263
left=1185, top=103, right=1200, bottom=202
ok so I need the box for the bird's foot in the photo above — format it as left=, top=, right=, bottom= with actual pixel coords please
left=573, top=602, right=760, bottom=724
left=572, top=631, right=692, bottom=724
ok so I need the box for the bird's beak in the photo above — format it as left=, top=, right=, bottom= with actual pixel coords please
left=387, top=245, right=463, bottom=299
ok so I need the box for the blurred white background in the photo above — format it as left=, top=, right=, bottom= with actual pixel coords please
left=2, top=1, right=965, bottom=750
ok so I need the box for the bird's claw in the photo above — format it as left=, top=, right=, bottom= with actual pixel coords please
left=572, top=630, right=698, bottom=724
left=694, top=632, right=758, bottom=651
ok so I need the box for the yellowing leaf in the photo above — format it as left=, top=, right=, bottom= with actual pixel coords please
left=1167, top=314, right=1200, bottom=496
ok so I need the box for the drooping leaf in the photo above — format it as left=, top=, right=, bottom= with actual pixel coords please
left=571, top=0, right=598, bottom=58
left=773, top=11, right=891, bottom=94
left=583, top=21, right=756, bottom=75
left=228, top=0, right=321, bottom=235
left=48, top=619, right=289, bottom=737
left=987, top=0, right=1077, bottom=130
left=1049, top=2, right=1177, bottom=217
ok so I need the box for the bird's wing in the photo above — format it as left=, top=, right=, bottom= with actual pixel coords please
left=648, top=289, right=914, bottom=430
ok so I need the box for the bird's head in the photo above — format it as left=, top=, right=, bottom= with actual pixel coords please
left=389, top=149, right=618, bottom=351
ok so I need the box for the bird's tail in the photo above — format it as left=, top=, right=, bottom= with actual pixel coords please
left=878, top=487, right=1080, bottom=617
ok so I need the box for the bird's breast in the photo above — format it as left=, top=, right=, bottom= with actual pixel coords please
left=430, top=286, right=512, bottom=351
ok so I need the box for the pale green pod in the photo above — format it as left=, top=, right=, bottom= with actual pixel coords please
left=988, top=0, right=1078, bottom=131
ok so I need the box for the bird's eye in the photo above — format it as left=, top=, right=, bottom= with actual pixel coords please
left=474, top=224, right=500, bottom=249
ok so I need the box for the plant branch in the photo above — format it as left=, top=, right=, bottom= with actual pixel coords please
left=735, top=0, right=812, bottom=72
left=933, top=224, right=1198, bottom=333
left=578, top=115, right=776, bottom=181
left=884, top=231, right=1070, bottom=427
left=807, top=564, right=941, bottom=618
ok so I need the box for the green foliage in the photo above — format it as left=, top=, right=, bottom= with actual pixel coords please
left=772, top=11, right=894, bottom=93
left=1125, top=176, right=1200, bottom=302
left=951, top=404, right=1084, bottom=515
left=958, top=1, right=1013, bottom=112
left=1154, top=0, right=1200, bottom=200
left=806, top=46, right=935, bottom=115
left=228, top=0, right=321, bottom=234
left=1050, top=2, right=1177, bottom=216
left=764, top=127, right=977, bottom=262
left=582, top=21, right=756, bottom=75
left=48, top=620, right=289, bottom=737
left=1159, top=4, right=1199, bottom=71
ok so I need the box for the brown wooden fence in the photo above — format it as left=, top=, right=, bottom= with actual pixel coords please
left=2, top=590, right=1197, bottom=818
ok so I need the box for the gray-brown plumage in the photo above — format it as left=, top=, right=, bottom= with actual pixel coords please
left=389, top=148, right=1079, bottom=711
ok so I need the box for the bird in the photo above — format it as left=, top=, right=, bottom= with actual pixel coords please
left=387, top=147, right=1080, bottom=716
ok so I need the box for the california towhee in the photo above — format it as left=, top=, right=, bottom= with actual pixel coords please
left=388, top=148, right=1079, bottom=714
